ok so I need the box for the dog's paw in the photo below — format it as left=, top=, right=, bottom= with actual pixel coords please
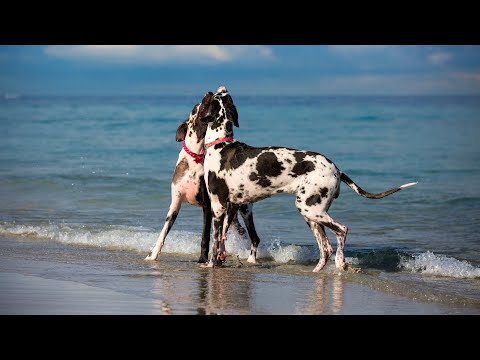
left=144, top=252, right=158, bottom=261
left=200, top=260, right=215, bottom=268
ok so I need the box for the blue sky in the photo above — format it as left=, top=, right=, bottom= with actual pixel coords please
left=1, top=45, right=479, bottom=96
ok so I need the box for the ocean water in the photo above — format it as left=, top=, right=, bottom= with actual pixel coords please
left=1, top=94, right=479, bottom=312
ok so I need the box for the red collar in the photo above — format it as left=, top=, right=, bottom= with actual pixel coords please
left=182, top=141, right=205, bottom=164
left=205, top=136, right=234, bottom=149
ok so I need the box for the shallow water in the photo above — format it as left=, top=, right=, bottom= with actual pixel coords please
left=1, top=236, right=478, bottom=315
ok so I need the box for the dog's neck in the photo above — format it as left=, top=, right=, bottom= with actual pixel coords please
left=184, top=129, right=205, bottom=155
left=205, top=121, right=234, bottom=147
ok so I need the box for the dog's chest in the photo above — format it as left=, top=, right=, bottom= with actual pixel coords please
left=173, top=157, right=205, bottom=206
left=204, top=150, right=223, bottom=173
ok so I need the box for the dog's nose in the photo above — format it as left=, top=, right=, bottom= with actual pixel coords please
left=216, top=86, right=228, bottom=93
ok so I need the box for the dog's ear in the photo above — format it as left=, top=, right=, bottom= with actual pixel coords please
left=230, top=104, right=239, bottom=127
left=190, top=103, right=199, bottom=116
left=224, top=94, right=239, bottom=127
left=175, top=121, right=187, bottom=142
left=198, top=92, right=214, bottom=119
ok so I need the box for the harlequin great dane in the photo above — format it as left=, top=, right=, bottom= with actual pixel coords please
left=145, top=102, right=261, bottom=264
left=199, top=86, right=417, bottom=271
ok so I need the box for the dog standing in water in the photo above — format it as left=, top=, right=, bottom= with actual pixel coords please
left=145, top=103, right=261, bottom=264
left=198, top=86, right=417, bottom=271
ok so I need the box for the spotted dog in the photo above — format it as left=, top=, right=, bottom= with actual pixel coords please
left=199, top=86, right=417, bottom=271
left=145, top=103, right=261, bottom=263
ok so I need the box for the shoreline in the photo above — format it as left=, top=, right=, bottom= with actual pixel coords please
left=1, top=236, right=479, bottom=315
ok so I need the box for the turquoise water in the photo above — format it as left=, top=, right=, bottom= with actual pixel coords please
left=1, top=95, right=479, bottom=290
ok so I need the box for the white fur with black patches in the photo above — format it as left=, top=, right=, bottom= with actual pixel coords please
left=145, top=103, right=260, bottom=264
left=200, top=86, right=417, bottom=272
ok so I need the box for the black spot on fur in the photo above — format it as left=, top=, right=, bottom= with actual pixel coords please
left=171, top=211, right=178, bottom=222
left=249, top=172, right=271, bottom=187
left=195, top=176, right=208, bottom=205
left=208, top=171, right=229, bottom=207
left=257, top=177, right=271, bottom=187
left=292, top=160, right=315, bottom=176
left=211, top=120, right=224, bottom=131
left=219, top=143, right=263, bottom=172
left=165, top=211, right=178, bottom=225
left=244, top=152, right=284, bottom=188
left=236, top=193, right=243, bottom=198
left=214, top=142, right=226, bottom=150
left=306, top=195, right=322, bottom=206
left=285, top=158, right=292, bottom=164
left=294, top=152, right=306, bottom=162
left=256, top=152, right=285, bottom=177
left=320, top=187, right=329, bottom=198
left=276, top=189, right=284, bottom=193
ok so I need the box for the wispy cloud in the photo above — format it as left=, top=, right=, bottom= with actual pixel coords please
left=44, top=45, right=273, bottom=64
left=328, top=45, right=389, bottom=54
left=310, top=73, right=480, bottom=95
left=429, top=52, right=452, bottom=65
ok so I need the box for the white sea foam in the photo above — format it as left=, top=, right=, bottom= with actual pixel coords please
left=3, top=222, right=479, bottom=278
left=400, top=251, right=480, bottom=279
left=0, top=221, right=317, bottom=263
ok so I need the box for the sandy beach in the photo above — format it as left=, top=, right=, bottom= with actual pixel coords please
left=1, top=236, right=478, bottom=315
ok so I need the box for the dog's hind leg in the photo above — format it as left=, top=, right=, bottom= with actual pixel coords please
left=230, top=212, right=247, bottom=238
left=304, top=217, right=333, bottom=272
left=319, top=214, right=348, bottom=271
left=239, top=204, right=261, bottom=264
left=222, top=203, right=240, bottom=241
left=213, top=203, right=240, bottom=264
left=145, top=196, right=182, bottom=261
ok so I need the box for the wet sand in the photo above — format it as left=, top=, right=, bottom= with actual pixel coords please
left=1, top=236, right=479, bottom=315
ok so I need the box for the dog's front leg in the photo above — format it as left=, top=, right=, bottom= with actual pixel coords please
left=145, top=195, right=182, bottom=261
left=205, top=215, right=224, bottom=267
left=214, top=203, right=239, bottom=263
left=198, top=203, right=212, bottom=263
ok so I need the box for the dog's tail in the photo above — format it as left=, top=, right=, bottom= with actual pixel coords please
left=340, top=173, right=417, bottom=199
